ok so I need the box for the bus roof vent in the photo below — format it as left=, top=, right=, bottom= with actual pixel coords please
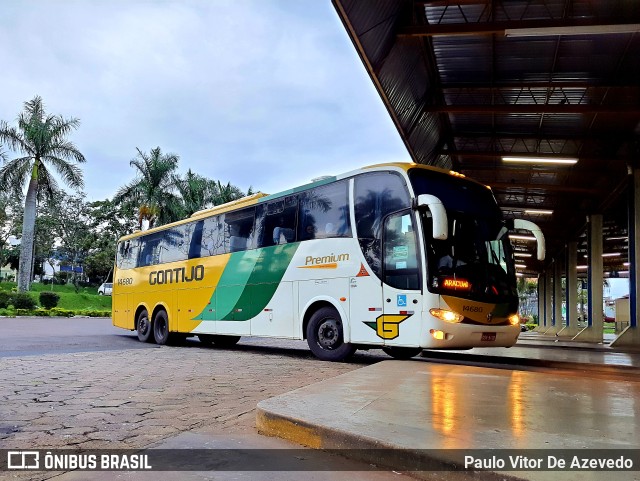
left=311, top=176, right=333, bottom=182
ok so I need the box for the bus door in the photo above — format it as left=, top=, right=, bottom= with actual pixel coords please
left=381, top=210, right=422, bottom=347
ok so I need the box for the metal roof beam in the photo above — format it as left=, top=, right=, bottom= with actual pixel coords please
left=424, top=104, right=639, bottom=113
left=441, top=150, right=620, bottom=162
left=416, top=0, right=488, bottom=5
left=489, top=182, right=601, bottom=194
left=441, top=82, right=637, bottom=89
left=451, top=131, right=632, bottom=141
left=398, top=19, right=640, bottom=37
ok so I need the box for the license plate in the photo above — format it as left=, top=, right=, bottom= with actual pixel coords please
left=481, top=332, right=496, bottom=342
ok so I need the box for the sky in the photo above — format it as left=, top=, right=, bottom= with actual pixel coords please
left=0, top=0, right=409, bottom=202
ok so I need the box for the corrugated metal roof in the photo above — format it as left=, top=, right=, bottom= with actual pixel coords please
left=334, top=0, right=640, bottom=274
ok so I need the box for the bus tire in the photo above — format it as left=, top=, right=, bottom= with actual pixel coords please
left=136, top=309, right=152, bottom=343
left=153, top=310, right=171, bottom=345
left=306, top=307, right=355, bottom=362
left=382, top=346, right=422, bottom=360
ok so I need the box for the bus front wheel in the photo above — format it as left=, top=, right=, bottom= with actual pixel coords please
left=136, top=309, right=152, bottom=343
left=306, top=307, right=355, bottom=362
left=382, top=346, right=423, bottom=360
left=153, top=310, right=171, bottom=345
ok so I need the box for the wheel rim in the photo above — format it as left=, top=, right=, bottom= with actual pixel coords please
left=138, top=316, right=150, bottom=336
left=317, top=318, right=341, bottom=350
left=156, top=318, right=166, bottom=339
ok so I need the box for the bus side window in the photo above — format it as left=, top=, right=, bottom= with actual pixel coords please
left=138, top=233, right=163, bottom=267
left=156, top=225, right=189, bottom=264
left=187, top=221, right=203, bottom=259
left=117, top=239, right=139, bottom=269
left=256, top=196, right=298, bottom=248
left=225, top=207, right=256, bottom=252
left=201, top=215, right=226, bottom=256
left=297, top=180, right=350, bottom=241
left=354, top=173, right=410, bottom=279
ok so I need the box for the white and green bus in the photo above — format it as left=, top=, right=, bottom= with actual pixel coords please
left=112, top=162, right=544, bottom=361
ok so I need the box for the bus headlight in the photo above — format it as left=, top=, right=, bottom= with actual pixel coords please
left=429, top=308, right=463, bottom=323
left=509, top=314, right=520, bottom=326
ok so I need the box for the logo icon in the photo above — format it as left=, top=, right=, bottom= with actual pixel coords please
left=7, top=451, right=39, bottom=470
left=364, top=314, right=411, bottom=340
left=397, top=295, right=407, bottom=307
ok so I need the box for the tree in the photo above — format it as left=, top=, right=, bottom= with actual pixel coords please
left=212, top=180, right=250, bottom=205
left=175, top=172, right=253, bottom=217
left=174, top=169, right=217, bottom=217
left=0, top=96, right=85, bottom=291
left=43, top=192, right=95, bottom=288
left=83, top=198, right=138, bottom=282
left=113, top=147, right=181, bottom=229
left=0, top=192, right=23, bottom=279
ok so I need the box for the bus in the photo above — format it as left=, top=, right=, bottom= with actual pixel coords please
left=112, top=163, right=544, bottom=361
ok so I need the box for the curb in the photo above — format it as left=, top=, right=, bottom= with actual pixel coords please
left=256, top=405, right=525, bottom=481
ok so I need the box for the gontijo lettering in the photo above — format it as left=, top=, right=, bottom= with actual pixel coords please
left=149, top=265, right=205, bottom=285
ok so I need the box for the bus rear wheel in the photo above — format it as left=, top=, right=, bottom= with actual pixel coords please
left=382, top=346, right=423, bottom=360
left=153, top=310, right=171, bottom=345
left=306, top=307, right=355, bottom=362
left=136, top=309, right=152, bottom=343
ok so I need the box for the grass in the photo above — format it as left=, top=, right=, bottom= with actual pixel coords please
left=0, top=281, right=112, bottom=313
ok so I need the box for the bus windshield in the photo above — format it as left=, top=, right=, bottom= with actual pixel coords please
left=409, top=169, right=517, bottom=304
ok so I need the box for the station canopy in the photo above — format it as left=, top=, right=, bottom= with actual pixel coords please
left=334, top=0, right=640, bottom=275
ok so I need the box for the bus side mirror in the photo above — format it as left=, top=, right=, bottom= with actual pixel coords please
left=416, top=194, right=448, bottom=240
left=512, top=219, right=546, bottom=261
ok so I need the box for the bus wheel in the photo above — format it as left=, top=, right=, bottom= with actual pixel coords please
left=382, top=346, right=422, bottom=360
left=153, top=310, right=171, bottom=345
left=306, top=307, right=355, bottom=362
left=136, top=309, right=152, bottom=343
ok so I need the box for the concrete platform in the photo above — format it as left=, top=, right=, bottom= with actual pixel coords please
left=417, top=332, right=640, bottom=376
left=257, top=360, right=640, bottom=480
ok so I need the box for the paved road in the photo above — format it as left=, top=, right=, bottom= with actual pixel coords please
left=1, top=317, right=407, bottom=480
left=0, top=317, right=157, bottom=357
left=0, top=317, right=374, bottom=450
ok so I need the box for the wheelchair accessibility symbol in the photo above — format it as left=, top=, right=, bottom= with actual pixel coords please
left=397, top=294, right=407, bottom=307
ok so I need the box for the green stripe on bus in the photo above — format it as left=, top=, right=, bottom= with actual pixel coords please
left=221, top=243, right=299, bottom=321
left=218, top=243, right=300, bottom=321
left=196, top=249, right=260, bottom=321
left=195, top=243, right=299, bottom=321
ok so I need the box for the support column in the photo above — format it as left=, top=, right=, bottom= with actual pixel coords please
left=612, top=168, right=640, bottom=348
left=546, top=259, right=563, bottom=335
left=543, top=268, right=553, bottom=333
left=574, top=214, right=604, bottom=342
left=534, top=274, right=544, bottom=331
left=558, top=242, right=580, bottom=337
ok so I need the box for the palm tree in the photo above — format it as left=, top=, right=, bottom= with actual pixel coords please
left=113, top=147, right=181, bottom=229
left=0, top=96, right=85, bottom=291
left=212, top=180, right=249, bottom=205
left=174, top=169, right=217, bottom=217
